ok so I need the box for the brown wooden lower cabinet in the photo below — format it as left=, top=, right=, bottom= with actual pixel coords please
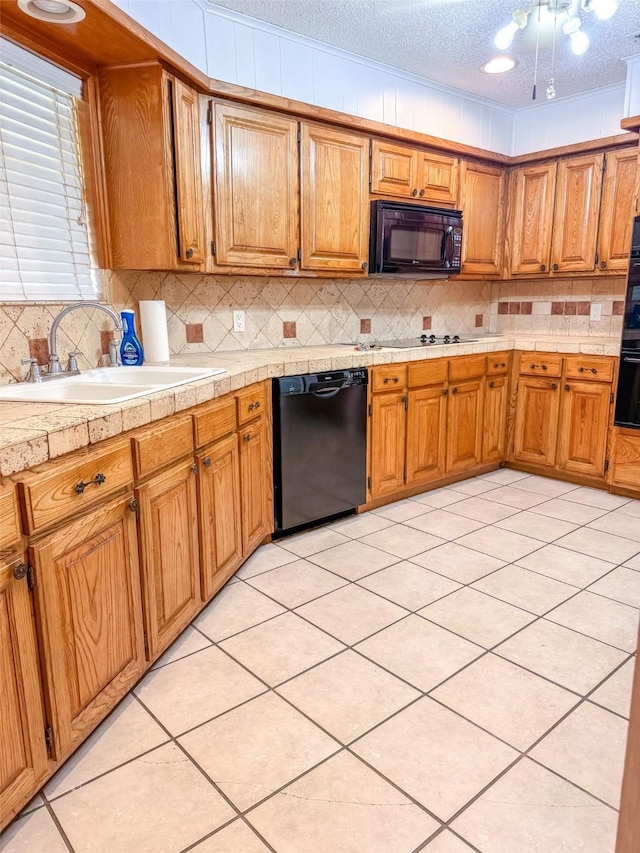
left=0, top=552, right=48, bottom=825
left=446, top=378, right=483, bottom=473
left=610, top=428, right=640, bottom=493
left=406, top=385, right=447, bottom=486
left=239, top=416, right=271, bottom=555
left=197, top=433, right=243, bottom=600
left=370, top=390, right=406, bottom=498
left=512, top=376, right=561, bottom=467
left=556, top=380, right=610, bottom=477
left=483, top=375, right=509, bottom=463
left=29, top=494, right=145, bottom=760
left=136, top=460, right=201, bottom=660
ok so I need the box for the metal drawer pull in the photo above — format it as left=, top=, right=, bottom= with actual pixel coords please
left=248, top=400, right=262, bottom=411
left=451, top=387, right=458, bottom=394
left=75, top=473, right=106, bottom=494
left=551, top=383, right=558, bottom=389
left=578, top=366, right=598, bottom=374
left=565, top=384, right=571, bottom=391
left=383, top=376, right=399, bottom=384
left=13, top=562, right=28, bottom=581
left=529, top=363, right=548, bottom=370
left=203, top=456, right=212, bottom=468
left=494, top=362, right=506, bottom=368
left=488, top=381, right=495, bottom=388
left=243, top=434, right=251, bottom=442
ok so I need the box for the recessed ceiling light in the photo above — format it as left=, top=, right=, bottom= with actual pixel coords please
left=481, top=57, right=517, bottom=74
left=17, top=0, right=86, bottom=24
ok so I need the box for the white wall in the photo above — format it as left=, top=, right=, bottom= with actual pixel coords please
left=113, top=0, right=630, bottom=157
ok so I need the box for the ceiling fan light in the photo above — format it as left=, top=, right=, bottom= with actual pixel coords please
left=562, top=16, right=581, bottom=35
left=570, top=28, right=590, bottom=54
left=495, top=21, right=518, bottom=50
left=481, top=56, right=516, bottom=74
left=590, top=0, right=618, bottom=20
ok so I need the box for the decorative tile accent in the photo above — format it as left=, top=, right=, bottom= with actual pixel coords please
left=520, top=302, right=532, bottom=315
left=508, top=302, right=520, bottom=315
left=551, top=301, right=564, bottom=315
left=283, top=321, right=297, bottom=339
left=564, top=301, right=577, bottom=315
left=186, top=323, right=204, bottom=343
left=422, top=315, right=432, bottom=330
left=612, top=300, right=625, bottom=315
left=497, top=302, right=509, bottom=315
left=576, top=301, right=591, bottom=316
left=100, top=329, right=114, bottom=355
left=360, top=318, right=371, bottom=334
left=28, top=337, right=49, bottom=365
left=475, top=313, right=483, bottom=327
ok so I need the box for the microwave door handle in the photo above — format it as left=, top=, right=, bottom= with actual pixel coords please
left=441, top=226, right=453, bottom=267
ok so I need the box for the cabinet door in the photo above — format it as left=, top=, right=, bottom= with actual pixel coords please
left=557, top=380, right=611, bottom=478
left=214, top=103, right=299, bottom=268
left=418, top=151, right=458, bottom=206
left=508, top=163, right=556, bottom=275
left=406, top=386, right=447, bottom=486
left=610, top=428, right=640, bottom=492
left=370, top=392, right=406, bottom=498
left=136, top=461, right=201, bottom=660
left=446, top=379, right=483, bottom=473
left=597, top=148, right=638, bottom=272
left=512, top=377, right=560, bottom=467
left=30, top=495, right=145, bottom=759
left=482, top=376, right=509, bottom=463
left=239, top=417, right=270, bottom=556
left=171, top=77, right=206, bottom=264
left=551, top=153, right=603, bottom=273
left=370, top=139, right=417, bottom=198
left=197, top=434, right=243, bottom=600
left=0, top=554, right=48, bottom=828
left=300, top=124, right=369, bottom=272
left=458, top=161, right=505, bottom=275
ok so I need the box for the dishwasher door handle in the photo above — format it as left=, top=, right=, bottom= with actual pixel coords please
left=311, top=387, right=342, bottom=398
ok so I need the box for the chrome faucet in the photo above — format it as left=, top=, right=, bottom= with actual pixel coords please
left=48, top=302, right=123, bottom=375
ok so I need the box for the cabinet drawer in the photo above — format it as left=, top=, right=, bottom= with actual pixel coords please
left=0, top=484, right=22, bottom=550
left=519, top=354, right=563, bottom=378
left=193, top=396, right=237, bottom=448
left=486, top=353, right=511, bottom=376
left=18, top=439, right=133, bottom=535
left=449, top=355, right=485, bottom=382
left=564, top=356, right=614, bottom=383
left=408, top=360, right=447, bottom=388
left=236, top=383, right=267, bottom=425
left=131, top=416, right=194, bottom=480
left=372, top=365, right=407, bottom=392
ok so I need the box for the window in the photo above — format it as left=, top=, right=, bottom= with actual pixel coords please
left=0, top=39, right=97, bottom=301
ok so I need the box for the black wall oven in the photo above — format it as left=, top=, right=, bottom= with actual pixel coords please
left=614, top=216, right=640, bottom=429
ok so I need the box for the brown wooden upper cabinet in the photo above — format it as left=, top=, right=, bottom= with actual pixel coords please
left=100, top=64, right=206, bottom=270
left=597, top=147, right=638, bottom=272
left=458, top=161, right=505, bottom=276
left=507, top=162, right=557, bottom=275
left=370, top=139, right=458, bottom=206
left=213, top=103, right=299, bottom=268
left=551, top=152, right=603, bottom=273
left=300, top=123, right=370, bottom=272
left=507, top=147, right=635, bottom=277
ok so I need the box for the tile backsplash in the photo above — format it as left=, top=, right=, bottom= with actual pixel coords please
left=0, top=272, right=492, bottom=384
left=0, top=272, right=625, bottom=386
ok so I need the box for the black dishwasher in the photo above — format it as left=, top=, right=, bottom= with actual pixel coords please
left=273, top=368, right=368, bottom=533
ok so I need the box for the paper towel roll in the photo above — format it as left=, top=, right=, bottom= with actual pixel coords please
left=139, top=300, right=170, bottom=364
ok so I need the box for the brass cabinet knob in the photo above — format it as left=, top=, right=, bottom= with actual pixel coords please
left=186, top=248, right=194, bottom=259
left=411, top=188, right=418, bottom=197
left=13, top=562, right=28, bottom=581
left=552, top=263, right=559, bottom=271
left=289, top=257, right=297, bottom=266
left=540, top=264, right=546, bottom=272
left=419, top=189, right=425, bottom=197
left=361, top=261, right=368, bottom=270
left=203, top=456, right=211, bottom=468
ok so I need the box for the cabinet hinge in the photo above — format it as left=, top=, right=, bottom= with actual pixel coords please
left=368, top=403, right=373, bottom=417
left=602, top=157, right=607, bottom=172
left=594, top=252, right=599, bottom=265
left=297, top=246, right=301, bottom=261
left=610, top=392, right=614, bottom=404
left=403, top=467, right=406, bottom=481
left=143, top=631, right=149, bottom=654
left=27, top=564, right=36, bottom=591
left=44, top=725, right=53, bottom=754
left=297, top=126, right=301, bottom=144
left=206, top=105, right=212, bottom=125
left=211, top=240, right=216, bottom=257
left=604, top=459, right=610, bottom=472
left=367, top=476, right=372, bottom=490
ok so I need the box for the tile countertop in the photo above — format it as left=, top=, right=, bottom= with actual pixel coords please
left=0, top=335, right=622, bottom=477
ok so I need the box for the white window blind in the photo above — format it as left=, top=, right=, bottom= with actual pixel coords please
left=0, top=39, right=97, bottom=301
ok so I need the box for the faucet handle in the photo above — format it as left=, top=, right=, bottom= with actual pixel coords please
left=21, top=358, right=42, bottom=383
left=66, top=350, right=83, bottom=373
left=48, top=354, right=62, bottom=374
left=108, top=338, right=120, bottom=367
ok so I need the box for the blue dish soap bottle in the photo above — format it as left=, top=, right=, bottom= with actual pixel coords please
left=120, top=309, right=144, bottom=366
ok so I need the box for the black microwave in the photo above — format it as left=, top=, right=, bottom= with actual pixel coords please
left=369, top=201, right=463, bottom=275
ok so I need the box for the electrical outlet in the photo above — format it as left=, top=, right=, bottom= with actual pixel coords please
left=233, top=310, right=245, bottom=333
left=590, top=302, right=602, bottom=322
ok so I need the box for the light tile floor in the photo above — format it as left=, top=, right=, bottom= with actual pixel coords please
left=3, top=470, right=639, bottom=853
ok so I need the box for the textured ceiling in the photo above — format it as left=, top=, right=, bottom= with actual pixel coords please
left=210, top=0, right=640, bottom=107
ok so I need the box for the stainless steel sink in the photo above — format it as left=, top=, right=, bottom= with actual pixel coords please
left=0, top=365, right=227, bottom=405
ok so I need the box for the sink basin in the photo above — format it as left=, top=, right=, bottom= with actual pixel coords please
left=0, top=365, right=228, bottom=405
